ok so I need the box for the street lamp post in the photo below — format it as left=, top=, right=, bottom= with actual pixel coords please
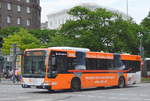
left=11, top=44, right=17, bottom=83
left=126, top=0, right=128, bottom=16
left=138, top=32, right=144, bottom=60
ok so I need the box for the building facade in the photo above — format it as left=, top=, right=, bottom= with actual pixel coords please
left=0, top=0, right=41, bottom=29
left=47, top=9, right=76, bottom=29
left=47, top=3, right=129, bottom=29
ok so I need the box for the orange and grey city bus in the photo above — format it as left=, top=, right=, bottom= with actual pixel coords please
left=21, top=47, right=141, bottom=91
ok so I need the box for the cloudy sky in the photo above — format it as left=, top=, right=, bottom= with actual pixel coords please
left=40, top=0, right=150, bottom=24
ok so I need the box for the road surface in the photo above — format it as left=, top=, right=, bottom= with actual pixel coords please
left=0, top=83, right=150, bottom=101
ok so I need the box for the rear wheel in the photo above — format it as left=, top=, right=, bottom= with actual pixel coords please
left=71, top=78, right=81, bottom=91
left=118, top=77, right=125, bottom=88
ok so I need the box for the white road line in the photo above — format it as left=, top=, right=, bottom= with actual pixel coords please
left=27, top=99, right=51, bottom=101
left=144, top=99, right=150, bottom=101
left=76, top=94, right=85, bottom=97
left=101, top=93, right=107, bottom=94
left=88, top=95, right=95, bottom=98
left=140, top=94, right=149, bottom=97
left=132, top=98, right=142, bottom=100
left=119, top=97, right=129, bottom=100
left=119, top=93, right=126, bottom=95
left=0, top=97, right=30, bottom=101
left=108, top=97, right=118, bottom=99
left=97, top=96, right=104, bottom=98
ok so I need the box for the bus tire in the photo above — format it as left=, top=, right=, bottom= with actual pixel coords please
left=118, top=77, right=125, bottom=88
left=71, top=78, right=81, bottom=91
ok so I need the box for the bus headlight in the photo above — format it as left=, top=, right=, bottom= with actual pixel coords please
left=42, top=82, right=50, bottom=86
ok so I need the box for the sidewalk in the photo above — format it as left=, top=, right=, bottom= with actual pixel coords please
left=0, top=78, right=21, bottom=85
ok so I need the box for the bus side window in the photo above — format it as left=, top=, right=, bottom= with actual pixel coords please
left=97, top=59, right=113, bottom=70
left=75, top=52, right=86, bottom=70
left=113, top=54, right=125, bottom=70
left=86, top=58, right=97, bottom=70
left=55, top=54, right=68, bottom=73
left=123, top=60, right=141, bottom=72
left=68, top=57, right=76, bottom=70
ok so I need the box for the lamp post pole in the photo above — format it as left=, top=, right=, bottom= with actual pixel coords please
left=12, top=44, right=17, bottom=83
left=138, top=32, right=144, bottom=60
left=126, top=0, right=128, bottom=16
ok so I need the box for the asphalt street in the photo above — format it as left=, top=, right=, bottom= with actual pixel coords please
left=0, top=83, right=150, bottom=101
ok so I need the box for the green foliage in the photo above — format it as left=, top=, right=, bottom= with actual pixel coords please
left=140, top=11, right=150, bottom=57
left=2, top=28, right=42, bottom=54
left=142, top=77, right=150, bottom=82
left=61, top=6, right=139, bottom=54
left=141, top=11, right=150, bottom=29
left=48, top=33, right=74, bottom=47
left=29, top=29, right=57, bottom=46
left=0, top=26, right=21, bottom=37
left=1, top=7, right=150, bottom=57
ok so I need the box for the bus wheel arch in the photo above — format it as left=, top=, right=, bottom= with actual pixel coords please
left=118, top=76, right=126, bottom=88
left=71, top=77, right=81, bottom=91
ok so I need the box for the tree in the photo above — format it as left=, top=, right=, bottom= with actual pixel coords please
left=141, top=11, right=150, bottom=29
left=0, top=26, right=21, bottom=37
left=48, top=33, right=74, bottom=47
left=2, top=28, right=42, bottom=54
left=29, top=29, right=58, bottom=46
left=140, top=11, right=150, bottom=57
left=61, top=6, right=139, bottom=54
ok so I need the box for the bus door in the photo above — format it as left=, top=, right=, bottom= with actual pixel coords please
left=47, top=51, right=71, bottom=90
left=48, top=51, right=68, bottom=78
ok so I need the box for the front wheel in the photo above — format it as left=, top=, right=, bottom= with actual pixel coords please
left=118, top=77, right=125, bottom=88
left=71, top=78, right=81, bottom=91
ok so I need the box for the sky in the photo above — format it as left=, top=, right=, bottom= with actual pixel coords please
left=40, top=0, right=150, bottom=24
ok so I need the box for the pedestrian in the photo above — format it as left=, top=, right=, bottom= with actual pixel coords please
left=15, top=69, right=19, bottom=82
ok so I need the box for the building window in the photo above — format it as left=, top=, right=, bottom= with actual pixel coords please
left=26, top=7, right=31, bottom=13
left=7, top=3, right=12, bottom=10
left=27, top=19, right=31, bottom=26
left=17, top=17, right=21, bottom=25
left=7, top=16, right=11, bottom=23
left=17, top=5, right=21, bottom=12
left=26, top=0, right=30, bottom=3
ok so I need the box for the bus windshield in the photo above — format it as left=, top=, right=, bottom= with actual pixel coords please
left=23, top=50, right=46, bottom=77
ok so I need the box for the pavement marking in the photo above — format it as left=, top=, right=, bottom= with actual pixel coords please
left=97, top=96, right=104, bottom=98
left=76, top=94, right=85, bottom=97
left=0, top=96, right=30, bottom=101
left=27, top=99, right=51, bottom=101
left=87, top=95, right=95, bottom=98
left=119, top=93, right=126, bottom=95
left=132, top=98, right=142, bottom=100
left=140, top=94, right=149, bottom=97
left=108, top=97, right=118, bottom=99
left=100, top=93, right=107, bottom=94
left=119, top=97, right=129, bottom=100
left=144, top=99, right=150, bottom=101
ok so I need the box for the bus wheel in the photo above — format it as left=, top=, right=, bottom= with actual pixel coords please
left=118, top=77, right=125, bottom=88
left=71, top=78, right=81, bottom=91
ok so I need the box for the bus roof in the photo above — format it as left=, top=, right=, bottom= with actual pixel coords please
left=25, top=48, right=48, bottom=51
left=121, top=54, right=141, bottom=61
left=48, top=47, right=90, bottom=52
left=145, top=58, right=150, bottom=60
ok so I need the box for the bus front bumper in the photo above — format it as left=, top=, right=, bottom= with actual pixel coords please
left=21, top=83, right=51, bottom=89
